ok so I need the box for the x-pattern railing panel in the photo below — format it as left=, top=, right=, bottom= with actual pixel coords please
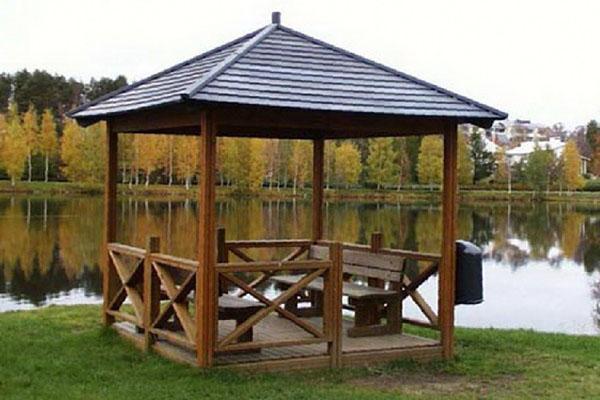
left=215, top=259, right=332, bottom=352
left=107, top=244, right=146, bottom=326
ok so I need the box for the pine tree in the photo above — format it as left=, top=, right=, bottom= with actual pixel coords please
left=562, top=140, right=585, bottom=193
left=22, top=105, right=39, bottom=182
left=366, top=137, right=397, bottom=190
left=334, top=142, right=361, bottom=189
left=417, top=135, right=443, bottom=189
left=469, top=128, right=495, bottom=183
left=39, top=109, right=58, bottom=182
left=2, top=117, right=28, bottom=186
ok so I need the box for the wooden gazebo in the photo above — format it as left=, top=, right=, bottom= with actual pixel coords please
left=69, top=12, right=506, bottom=371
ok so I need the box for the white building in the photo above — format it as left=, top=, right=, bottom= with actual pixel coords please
left=505, top=138, right=589, bottom=174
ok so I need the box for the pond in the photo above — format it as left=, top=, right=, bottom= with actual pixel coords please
left=1, top=194, right=599, bottom=335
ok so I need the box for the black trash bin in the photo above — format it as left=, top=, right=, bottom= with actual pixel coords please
left=455, top=240, right=483, bottom=305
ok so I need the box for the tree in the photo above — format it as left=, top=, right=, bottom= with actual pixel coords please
left=562, top=140, right=585, bottom=193
left=39, top=109, right=58, bottom=182
left=524, top=146, right=554, bottom=194
left=494, top=148, right=509, bottom=182
left=324, top=141, right=337, bottom=189
left=334, top=142, right=361, bottom=189
left=61, top=119, right=84, bottom=182
left=134, top=135, right=163, bottom=186
left=218, top=137, right=237, bottom=186
left=366, top=137, right=397, bottom=189
left=289, top=140, right=312, bottom=194
left=0, top=113, right=7, bottom=171
left=395, top=138, right=410, bottom=190
left=22, top=105, right=39, bottom=182
left=469, top=128, right=495, bottom=183
left=174, top=136, right=199, bottom=189
left=417, top=135, right=443, bottom=189
left=1, top=117, right=28, bottom=186
left=588, top=120, right=600, bottom=175
left=457, top=133, right=474, bottom=185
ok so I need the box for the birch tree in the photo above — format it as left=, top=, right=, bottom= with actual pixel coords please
left=39, top=109, right=58, bottom=182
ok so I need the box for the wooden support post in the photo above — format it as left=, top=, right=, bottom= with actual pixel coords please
left=329, top=242, right=343, bottom=367
left=144, top=236, right=161, bottom=350
left=369, top=232, right=384, bottom=288
left=439, top=123, right=458, bottom=359
left=103, top=121, right=119, bottom=326
left=370, top=232, right=383, bottom=252
left=217, top=226, right=228, bottom=295
left=196, top=110, right=217, bottom=368
left=312, top=138, right=324, bottom=241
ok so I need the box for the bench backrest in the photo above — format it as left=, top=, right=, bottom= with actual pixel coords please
left=309, top=245, right=405, bottom=282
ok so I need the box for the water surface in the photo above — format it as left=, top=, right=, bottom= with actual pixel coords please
left=1, top=195, right=599, bottom=335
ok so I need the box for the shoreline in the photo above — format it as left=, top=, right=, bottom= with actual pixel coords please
left=1, top=180, right=600, bottom=204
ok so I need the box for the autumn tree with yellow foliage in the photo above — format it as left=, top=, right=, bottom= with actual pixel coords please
left=417, top=135, right=443, bottom=189
left=2, top=116, right=29, bottom=186
left=289, top=140, right=312, bottom=194
left=334, top=141, right=361, bottom=189
left=561, top=140, right=584, bottom=193
left=174, top=136, right=199, bottom=189
left=39, top=109, right=58, bottom=182
left=366, top=137, right=397, bottom=190
left=22, top=105, right=39, bottom=182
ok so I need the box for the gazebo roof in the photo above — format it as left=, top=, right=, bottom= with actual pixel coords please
left=69, top=13, right=507, bottom=125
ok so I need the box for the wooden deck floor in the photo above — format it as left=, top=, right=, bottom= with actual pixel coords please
left=115, top=315, right=440, bottom=369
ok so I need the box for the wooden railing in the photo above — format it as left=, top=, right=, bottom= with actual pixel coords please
left=105, top=231, right=438, bottom=368
left=316, top=236, right=441, bottom=331
left=217, top=233, right=342, bottom=364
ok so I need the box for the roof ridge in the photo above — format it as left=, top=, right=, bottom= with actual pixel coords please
left=182, top=24, right=277, bottom=99
left=67, top=27, right=264, bottom=117
left=277, top=25, right=507, bottom=120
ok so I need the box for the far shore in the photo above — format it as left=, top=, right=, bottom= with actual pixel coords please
left=1, top=180, right=600, bottom=204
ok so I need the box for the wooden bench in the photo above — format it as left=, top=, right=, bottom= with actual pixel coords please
left=271, top=244, right=406, bottom=337
left=218, top=294, right=264, bottom=344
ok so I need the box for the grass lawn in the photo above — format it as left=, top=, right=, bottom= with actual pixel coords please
left=0, top=306, right=599, bottom=399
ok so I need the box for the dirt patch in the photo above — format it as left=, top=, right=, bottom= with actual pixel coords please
left=351, top=371, right=517, bottom=396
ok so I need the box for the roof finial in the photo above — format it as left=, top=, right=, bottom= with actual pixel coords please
left=272, top=11, right=281, bottom=24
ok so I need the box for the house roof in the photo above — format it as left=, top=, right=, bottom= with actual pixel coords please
left=506, top=138, right=565, bottom=156
left=69, top=13, right=507, bottom=123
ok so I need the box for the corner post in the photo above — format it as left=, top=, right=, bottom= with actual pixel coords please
left=144, top=236, right=161, bottom=350
left=312, top=138, right=324, bottom=241
left=196, top=110, right=217, bottom=367
left=103, top=120, right=119, bottom=326
left=328, top=241, right=343, bottom=367
left=439, top=123, right=458, bottom=359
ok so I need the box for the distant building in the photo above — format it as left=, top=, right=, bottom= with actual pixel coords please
left=505, top=138, right=589, bottom=174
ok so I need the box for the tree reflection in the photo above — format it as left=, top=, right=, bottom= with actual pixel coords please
left=1, top=194, right=600, bottom=309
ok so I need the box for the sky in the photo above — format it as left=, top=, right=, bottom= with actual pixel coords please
left=1, top=0, right=599, bottom=128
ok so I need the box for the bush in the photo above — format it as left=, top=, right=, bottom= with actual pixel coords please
left=583, top=179, right=600, bottom=192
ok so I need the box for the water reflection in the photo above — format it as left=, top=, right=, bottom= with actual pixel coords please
left=0, top=195, right=599, bottom=334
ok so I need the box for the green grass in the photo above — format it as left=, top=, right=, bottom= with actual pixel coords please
left=0, top=306, right=599, bottom=399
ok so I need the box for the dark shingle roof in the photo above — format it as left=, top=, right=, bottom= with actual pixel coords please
left=69, top=19, right=507, bottom=122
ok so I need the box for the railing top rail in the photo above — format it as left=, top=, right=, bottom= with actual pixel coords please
left=225, top=239, right=312, bottom=249
left=314, top=240, right=441, bottom=262
left=107, top=242, right=146, bottom=258
left=216, top=259, right=332, bottom=273
left=150, top=253, right=199, bottom=271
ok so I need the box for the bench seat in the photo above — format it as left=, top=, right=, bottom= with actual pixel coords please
left=270, top=275, right=397, bottom=300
